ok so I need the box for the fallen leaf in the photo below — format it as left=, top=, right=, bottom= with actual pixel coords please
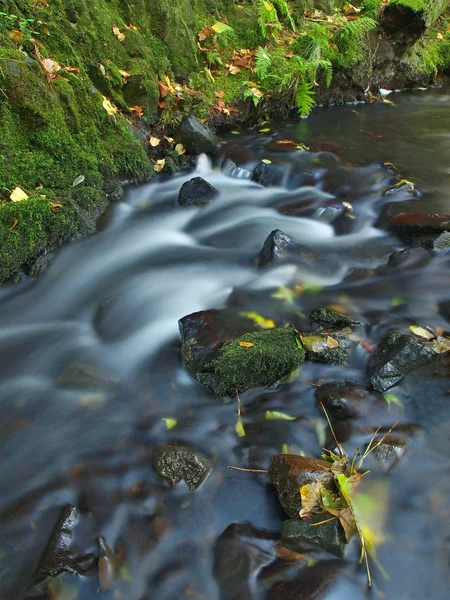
left=259, top=128, right=271, bottom=133
left=383, top=393, right=403, bottom=408
left=265, top=410, right=296, bottom=421
left=118, top=69, right=131, bottom=83
left=430, top=336, right=450, bottom=354
left=49, top=201, right=63, bottom=209
left=326, top=336, right=339, bottom=349
left=235, top=418, right=246, bottom=438
left=276, top=542, right=305, bottom=561
left=112, top=26, right=125, bottom=42
left=149, top=136, right=161, bottom=147
left=9, top=30, right=23, bottom=43
left=154, top=159, right=165, bottom=173
left=198, top=26, right=213, bottom=41
left=261, top=158, right=272, bottom=164
left=226, top=63, right=240, bottom=75
left=161, top=418, right=177, bottom=430
left=241, top=311, right=275, bottom=329
left=239, top=341, right=254, bottom=348
left=409, top=325, right=435, bottom=340
left=10, top=187, right=29, bottom=202
left=72, top=175, right=85, bottom=187
left=129, top=105, right=144, bottom=118
left=102, top=96, right=117, bottom=116
left=124, top=24, right=138, bottom=30
left=299, top=481, right=323, bottom=518
left=9, top=218, right=18, bottom=231
left=175, top=143, right=186, bottom=155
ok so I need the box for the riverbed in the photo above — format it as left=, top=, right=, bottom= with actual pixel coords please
left=1, top=89, right=449, bottom=600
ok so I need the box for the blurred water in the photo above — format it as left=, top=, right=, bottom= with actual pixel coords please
left=0, top=89, right=449, bottom=600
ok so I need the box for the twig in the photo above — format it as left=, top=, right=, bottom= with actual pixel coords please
left=227, top=466, right=268, bottom=473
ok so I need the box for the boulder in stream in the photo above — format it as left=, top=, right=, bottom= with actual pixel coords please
left=268, top=455, right=336, bottom=519
left=281, top=515, right=345, bottom=557
left=258, top=229, right=295, bottom=267
left=310, top=307, right=360, bottom=329
left=300, top=332, right=353, bottom=365
left=175, top=115, right=220, bottom=154
left=369, top=331, right=436, bottom=392
left=315, top=381, right=381, bottom=421
left=178, top=176, right=219, bottom=206
left=153, top=443, right=212, bottom=490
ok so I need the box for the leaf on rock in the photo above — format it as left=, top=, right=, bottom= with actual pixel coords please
left=326, top=336, right=340, bottom=349
left=175, top=143, right=186, bottom=155
left=10, top=187, right=29, bottom=202
left=409, top=325, right=435, bottom=340
left=430, top=336, right=450, bottom=354
left=149, top=136, right=160, bottom=147
left=327, top=505, right=355, bottom=541
left=299, top=480, right=323, bottom=518
left=72, top=175, right=85, bottom=187
left=102, top=96, right=117, bottom=116
left=154, top=159, right=165, bottom=173
left=241, top=311, right=275, bottom=329
left=265, top=410, right=296, bottom=421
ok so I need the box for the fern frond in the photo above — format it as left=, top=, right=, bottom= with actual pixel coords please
left=258, top=0, right=281, bottom=39
left=336, top=16, right=377, bottom=41
left=273, top=0, right=296, bottom=32
left=255, top=46, right=272, bottom=80
left=295, top=80, right=316, bottom=117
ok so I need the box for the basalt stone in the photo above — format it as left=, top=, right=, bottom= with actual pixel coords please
left=369, top=332, right=436, bottom=392
left=153, top=443, right=212, bottom=490
left=213, top=523, right=278, bottom=599
left=57, top=362, right=117, bottom=391
left=178, top=177, right=219, bottom=206
left=33, top=505, right=89, bottom=582
left=386, top=212, right=450, bottom=235
left=315, top=381, right=378, bottom=420
left=258, top=229, right=295, bottom=267
left=268, top=559, right=344, bottom=600
left=310, top=308, right=360, bottom=329
left=370, top=434, right=408, bottom=473
left=382, top=180, right=416, bottom=196
left=252, top=161, right=286, bottom=187
left=268, top=455, right=336, bottom=518
left=281, top=515, right=346, bottom=557
left=175, top=115, right=220, bottom=155
left=300, top=332, right=353, bottom=365
left=387, top=247, right=430, bottom=269
left=412, top=231, right=450, bottom=253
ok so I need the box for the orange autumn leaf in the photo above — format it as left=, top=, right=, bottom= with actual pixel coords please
left=239, top=341, right=254, bottom=348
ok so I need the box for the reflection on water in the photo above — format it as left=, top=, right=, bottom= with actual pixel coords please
left=0, top=90, right=449, bottom=599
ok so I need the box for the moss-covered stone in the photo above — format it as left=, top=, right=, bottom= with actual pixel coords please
left=202, top=327, right=306, bottom=397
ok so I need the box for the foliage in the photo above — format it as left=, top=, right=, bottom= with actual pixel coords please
left=295, top=80, right=316, bottom=117
left=257, top=0, right=295, bottom=40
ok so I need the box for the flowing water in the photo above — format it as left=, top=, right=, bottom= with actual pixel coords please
left=1, top=89, right=449, bottom=600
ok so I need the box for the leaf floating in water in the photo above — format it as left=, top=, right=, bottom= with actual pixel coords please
left=301, top=283, right=323, bottom=295
left=391, top=296, right=406, bottom=307
left=261, top=158, right=272, bottom=164
left=10, top=187, right=29, bottom=202
left=162, top=418, right=177, bottom=430
left=259, top=128, right=271, bottom=133
left=383, top=393, right=403, bottom=408
left=72, top=175, right=85, bottom=187
left=239, top=341, right=254, bottom=348
left=241, top=311, right=275, bottom=329
left=409, top=325, right=435, bottom=340
left=265, top=410, right=296, bottom=421
left=271, top=286, right=296, bottom=305
left=235, top=393, right=246, bottom=437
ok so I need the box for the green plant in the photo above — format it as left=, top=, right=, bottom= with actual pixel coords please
left=255, top=46, right=272, bottom=79
left=295, top=80, right=315, bottom=116
left=258, top=0, right=295, bottom=40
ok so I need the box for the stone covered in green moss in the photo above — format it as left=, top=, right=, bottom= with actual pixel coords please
left=200, top=327, right=305, bottom=397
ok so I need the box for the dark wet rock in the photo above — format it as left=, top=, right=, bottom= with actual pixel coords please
left=97, top=536, right=117, bottom=590
left=369, top=331, right=436, bottom=392
left=385, top=212, right=450, bottom=235
left=175, top=115, right=220, bottom=155
left=153, top=443, right=212, bottom=490
left=252, top=161, right=286, bottom=187
left=57, top=362, right=117, bottom=391
left=179, top=308, right=258, bottom=376
left=33, top=505, right=87, bottom=582
left=268, top=455, right=336, bottom=519
left=213, top=523, right=278, bottom=600
left=382, top=180, right=416, bottom=196
left=412, top=231, right=450, bottom=253
left=196, top=328, right=306, bottom=397
left=178, top=177, right=219, bottom=206
left=258, top=229, right=295, bottom=267
left=315, top=381, right=380, bottom=420
left=300, top=332, right=353, bottom=365
left=364, top=433, right=409, bottom=473
left=281, top=515, right=345, bottom=557
left=310, top=308, right=360, bottom=329
left=268, top=559, right=344, bottom=600
left=387, top=247, right=430, bottom=269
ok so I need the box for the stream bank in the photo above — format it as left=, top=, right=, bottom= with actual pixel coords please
left=0, top=0, right=449, bottom=282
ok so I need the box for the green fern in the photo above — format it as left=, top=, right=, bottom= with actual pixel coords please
left=255, top=46, right=272, bottom=79
left=295, top=80, right=316, bottom=117
left=336, top=16, right=377, bottom=41
left=273, top=0, right=296, bottom=32
left=258, top=0, right=282, bottom=40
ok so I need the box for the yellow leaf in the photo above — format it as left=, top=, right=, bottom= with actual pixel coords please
left=9, top=30, right=23, bottom=43
left=409, top=325, right=435, bottom=340
left=10, top=187, right=29, bottom=202
left=154, top=159, right=165, bottom=173
left=239, top=341, right=254, bottom=348
left=175, top=143, right=186, bottom=155
left=118, top=69, right=131, bottom=82
left=49, top=201, right=63, bottom=209
left=235, top=418, right=246, bottom=438
left=112, top=26, right=125, bottom=42
left=102, top=96, right=117, bottom=116
left=241, top=311, right=275, bottom=329
left=149, top=136, right=160, bottom=147
left=161, top=418, right=177, bottom=430
left=326, top=336, right=339, bottom=349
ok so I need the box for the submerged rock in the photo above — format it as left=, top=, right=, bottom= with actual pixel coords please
left=369, top=331, right=436, bottom=392
left=310, top=308, right=360, bottom=329
left=175, top=115, right=220, bottom=155
left=199, top=328, right=306, bottom=397
left=364, top=433, right=409, bottom=473
left=57, top=362, right=117, bottom=391
left=33, top=505, right=88, bottom=582
left=178, top=176, right=219, bottom=206
left=281, top=515, right=345, bottom=557
left=153, top=443, right=212, bottom=490
left=382, top=180, right=416, bottom=196
left=268, top=559, right=344, bottom=600
left=300, top=332, right=353, bottom=365
left=412, top=231, right=450, bottom=253
left=315, top=381, right=380, bottom=420
left=252, top=161, right=285, bottom=187
left=385, top=212, right=450, bottom=235
left=258, top=229, right=295, bottom=267
left=213, top=523, right=278, bottom=599
left=268, top=455, right=336, bottom=518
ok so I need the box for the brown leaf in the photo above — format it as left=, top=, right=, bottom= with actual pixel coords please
left=112, top=26, right=125, bottom=42
left=124, top=24, right=138, bottom=30
left=299, top=481, right=323, bottom=518
left=327, top=506, right=355, bottom=541
left=9, top=30, right=23, bottom=43
left=198, top=27, right=213, bottom=41
left=9, top=218, right=18, bottom=231
left=327, top=336, right=339, bottom=349
left=118, top=69, right=131, bottom=83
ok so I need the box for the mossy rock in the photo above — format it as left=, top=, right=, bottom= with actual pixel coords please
left=199, top=327, right=306, bottom=397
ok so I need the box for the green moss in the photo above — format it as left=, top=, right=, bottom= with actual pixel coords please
left=206, top=327, right=305, bottom=397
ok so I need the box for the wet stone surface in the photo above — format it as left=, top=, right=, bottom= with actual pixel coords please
left=153, top=443, right=212, bottom=490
